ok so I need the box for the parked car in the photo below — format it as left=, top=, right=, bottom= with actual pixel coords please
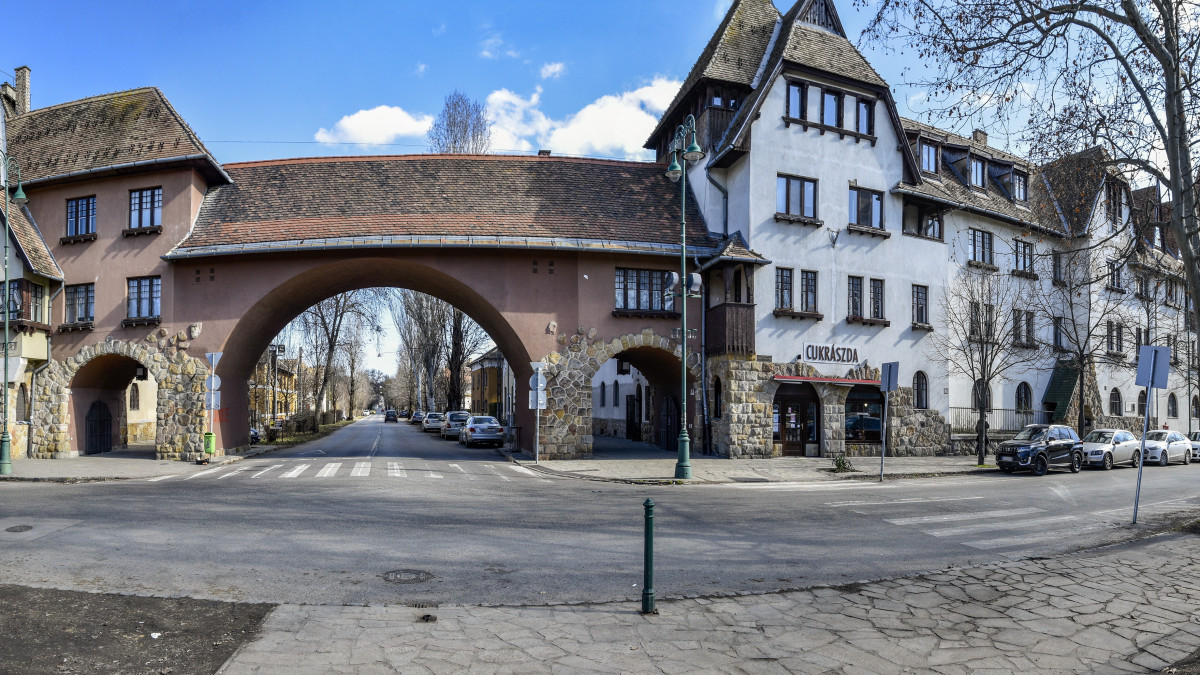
left=995, top=424, right=1083, bottom=476
left=398, top=410, right=411, bottom=419
left=421, top=412, right=444, bottom=432
left=384, top=409, right=398, bottom=423
left=1142, top=430, right=1192, bottom=466
left=459, top=416, right=504, bottom=447
left=410, top=411, right=425, bottom=424
left=1081, top=428, right=1141, bottom=470
left=440, top=411, right=471, bottom=439
left=1188, top=431, right=1200, bottom=461
left=249, top=427, right=260, bottom=444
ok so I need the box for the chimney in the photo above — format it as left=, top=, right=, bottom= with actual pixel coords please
left=971, top=129, right=988, bottom=146
left=537, top=149, right=551, bottom=157
left=13, top=66, right=29, bottom=115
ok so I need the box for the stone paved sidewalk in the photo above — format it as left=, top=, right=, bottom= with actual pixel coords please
left=220, top=532, right=1200, bottom=674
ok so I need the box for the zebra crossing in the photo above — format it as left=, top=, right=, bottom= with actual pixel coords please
left=151, top=460, right=548, bottom=484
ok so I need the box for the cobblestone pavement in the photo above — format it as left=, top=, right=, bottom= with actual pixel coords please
left=220, top=532, right=1200, bottom=674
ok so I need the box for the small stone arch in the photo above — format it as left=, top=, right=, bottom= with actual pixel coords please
left=30, top=335, right=209, bottom=460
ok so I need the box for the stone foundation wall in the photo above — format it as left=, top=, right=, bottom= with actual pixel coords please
left=886, top=387, right=952, bottom=456
left=127, top=421, right=155, bottom=443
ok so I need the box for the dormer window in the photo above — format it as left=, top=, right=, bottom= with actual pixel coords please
left=855, top=99, right=874, bottom=136
left=970, top=158, right=986, bottom=189
left=1013, top=171, right=1028, bottom=202
left=920, top=142, right=938, bottom=174
left=822, top=90, right=842, bottom=127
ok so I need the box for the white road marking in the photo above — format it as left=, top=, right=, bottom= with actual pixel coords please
left=964, top=522, right=1105, bottom=550
left=368, top=432, right=380, bottom=459
left=828, top=495, right=984, bottom=507
left=280, top=464, right=310, bottom=478
left=718, top=481, right=896, bottom=491
left=251, top=464, right=283, bottom=478
left=183, top=467, right=225, bottom=480
left=448, top=463, right=473, bottom=480
left=426, top=470, right=443, bottom=479
left=299, top=449, right=326, bottom=456
left=217, top=466, right=252, bottom=479
left=146, top=475, right=176, bottom=482
left=316, top=463, right=342, bottom=478
left=924, top=514, right=1076, bottom=538
left=885, top=507, right=1043, bottom=526
left=1092, top=496, right=1199, bottom=515
left=387, top=462, right=406, bottom=478
left=484, top=465, right=510, bottom=481
left=509, top=465, right=547, bottom=480
left=352, top=461, right=371, bottom=477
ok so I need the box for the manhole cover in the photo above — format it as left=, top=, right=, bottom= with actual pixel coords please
left=5, top=525, right=32, bottom=533
left=382, top=569, right=433, bottom=584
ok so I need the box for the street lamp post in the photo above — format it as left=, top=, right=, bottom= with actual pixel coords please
left=664, top=114, right=705, bottom=480
left=0, top=152, right=26, bottom=476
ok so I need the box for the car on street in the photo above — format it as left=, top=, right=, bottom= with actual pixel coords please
left=459, top=416, right=505, bottom=447
left=249, top=427, right=260, bottom=444
left=1142, top=430, right=1192, bottom=466
left=995, top=424, right=1083, bottom=476
left=421, top=412, right=444, bottom=432
left=1188, top=431, right=1200, bottom=461
left=410, top=411, right=425, bottom=424
left=440, top=411, right=471, bottom=439
left=384, top=409, right=398, bottom=423
left=398, top=410, right=411, bottom=419
left=1081, top=428, right=1141, bottom=470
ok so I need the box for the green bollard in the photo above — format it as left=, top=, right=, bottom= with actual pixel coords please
left=641, top=498, right=657, bottom=614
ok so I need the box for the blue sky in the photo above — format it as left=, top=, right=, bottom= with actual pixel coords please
left=3, top=0, right=931, bottom=166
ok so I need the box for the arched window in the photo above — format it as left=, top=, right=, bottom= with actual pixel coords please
left=1016, top=382, right=1032, bottom=412
left=599, top=381, right=605, bottom=408
left=912, top=371, right=928, bottom=409
left=16, top=384, right=28, bottom=422
left=1109, top=389, right=1123, bottom=416
left=129, top=383, right=140, bottom=411
left=972, top=379, right=992, bottom=412
left=1168, top=393, right=1178, bottom=418
left=1138, top=390, right=1147, bottom=416
left=613, top=381, right=619, bottom=407
left=713, top=378, right=724, bottom=418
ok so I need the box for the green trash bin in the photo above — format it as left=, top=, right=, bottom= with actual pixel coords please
left=204, top=432, right=215, bottom=455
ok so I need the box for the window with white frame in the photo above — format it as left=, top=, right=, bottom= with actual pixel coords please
left=1012, top=171, right=1028, bottom=201
left=920, top=142, right=938, bottom=174
left=970, top=157, right=986, bottom=188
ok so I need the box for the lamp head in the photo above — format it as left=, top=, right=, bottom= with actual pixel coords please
left=682, top=137, right=705, bottom=162
left=665, top=153, right=682, bottom=182
left=11, top=185, right=26, bottom=206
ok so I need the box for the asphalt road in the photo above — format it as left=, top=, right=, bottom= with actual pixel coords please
left=2, top=416, right=1199, bottom=608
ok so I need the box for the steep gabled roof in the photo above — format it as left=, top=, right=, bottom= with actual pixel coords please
left=781, top=22, right=885, bottom=88
left=1, top=202, right=63, bottom=281
left=1038, top=147, right=1108, bottom=237
left=5, top=87, right=229, bottom=187
left=645, top=0, right=781, bottom=148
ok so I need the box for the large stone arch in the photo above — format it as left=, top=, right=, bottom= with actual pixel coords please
left=31, top=332, right=208, bottom=460
left=537, top=328, right=702, bottom=459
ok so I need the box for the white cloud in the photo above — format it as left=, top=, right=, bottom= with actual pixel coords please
left=314, top=105, right=434, bottom=145
left=479, top=32, right=520, bottom=59
left=414, top=63, right=428, bottom=77
left=540, top=62, right=566, bottom=79
left=486, top=77, right=681, bottom=160
left=432, top=23, right=446, bottom=36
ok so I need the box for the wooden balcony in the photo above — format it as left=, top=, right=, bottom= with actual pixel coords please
left=705, top=302, right=755, bottom=356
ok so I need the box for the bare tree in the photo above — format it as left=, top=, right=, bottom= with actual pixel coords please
left=384, top=289, right=451, bottom=412
left=860, top=0, right=1200, bottom=342
left=427, top=90, right=492, bottom=154
left=445, top=308, right=490, bottom=410
left=299, top=290, right=378, bottom=431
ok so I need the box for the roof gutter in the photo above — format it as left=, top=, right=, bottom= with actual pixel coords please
left=20, top=153, right=233, bottom=188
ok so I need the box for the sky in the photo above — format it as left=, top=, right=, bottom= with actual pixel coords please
left=3, top=0, right=941, bottom=373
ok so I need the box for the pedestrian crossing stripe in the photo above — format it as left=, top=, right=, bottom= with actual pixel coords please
left=148, top=462, right=535, bottom=482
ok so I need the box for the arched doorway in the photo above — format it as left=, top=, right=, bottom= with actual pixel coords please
left=67, top=352, right=161, bottom=456
left=85, top=401, right=113, bottom=455
left=773, top=382, right=820, bottom=456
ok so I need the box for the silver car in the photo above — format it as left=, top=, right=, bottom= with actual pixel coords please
left=1081, top=429, right=1141, bottom=470
left=440, top=411, right=470, bottom=439
left=1142, top=430, right=1192, bottom=466
left=1188, top=431, right=1200, bottom=461
left=459, top=416, right=505, bottom=447
left=421, top=412, right=444, bottom=433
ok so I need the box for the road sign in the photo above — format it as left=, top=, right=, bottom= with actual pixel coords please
left=529, top=390, right=547, bottom=410
left=880, top=362, right=899, bottom=392
left=205, top=375, right=222, bottom=391
left=529, top=372, right=547, bottom=390
left=1136, top=345, right=1170, bottom=389
left=204, top=391, right=221, bottom=410
left=530, top=361, right=547, bottom=371
left=206, top=352, right=223, bottom=369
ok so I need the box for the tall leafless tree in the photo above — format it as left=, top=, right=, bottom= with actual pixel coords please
left=445, top=308, right=490, bottom=410
left=427, top=90, right=492, bottom=154
left=298, top=290, right=378, bottom=430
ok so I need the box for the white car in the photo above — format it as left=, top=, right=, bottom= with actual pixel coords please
left=1142, top=430, right=1192, bottom=466
left=1188, top=431, right=1200, bottom=461
left=1081, top=429, right=1141, bottom=470
left=421, top=412, right=444, bottom=433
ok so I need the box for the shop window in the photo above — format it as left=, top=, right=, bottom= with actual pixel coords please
left=845, top=385, right=883, bottom=443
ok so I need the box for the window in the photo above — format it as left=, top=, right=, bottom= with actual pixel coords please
left=613, top=381, right=619, bottom=407
left=599, top=382, right=605, bottom=407
left=848, top=187, right=883, bottom=229
left=1013, top=309, right=1034, bottom=346
left=1052, top=251, right=1065, bottom=282
left=30, top=283, right=43, bottom=323
left=800, top=270, right=818, bottom=313
left=66, top=196, right=96, bottom=236
left=1136, top=325, right=1149, bottom=348
left=713, top=378, right=723, bottom=418
left=844, top=385, right=883, bottom=442
left=1106, top=181, right=1123, bottom=229
left=1138, top=390, right=1147, bottom=416
left=616, top=358, right=630, bottom=375
left=614, top=269, right=674, bottom=312
left=129, top=383, right=140, bottom=412
left=913, top=371, right=928, bottom=409
left=970, top=302, right=995, bottom=340
left=970, top=158, right=986, bottom=188
left=972, top=379, right=992, bottom=412
left=776, top=175, right=818, bottom=219
left=1013, top=240, right=1033, bottom=273
left=1053, top=316, right=1065, bottom=349
left=129, top=187, right=163, bottom=229
left=1016, top=382, right=1032, bottom=412
left=1168, top=335, right=1179, bottom=364
left=822, top=89, right=841, bottom=127
left=775, top=268, right=793, bottom=310
left=1110, top=389, right=1123, bottom=416
left=65, top=283, right=94, bottom=323
left=1193, top=396, right=1199, bottom=419
left=5, top=280, right=19, bottom=321
left=16, top=384, right=28, bottom=422
left=903, top=204, right=943, bottom=239
left=1166, top=279, right=1180, bottom=306
left=1012, top=171, right=1028, bottom=201
left=127, top=276, right=162, bottom=319
left=1107, top=260, right=1123, bottom=290
left=1168, top=393, right=1179, bottom=418
left=969, top=229, right=994, bottom=265
left=855, top=98, right=874, bottom=135
left=1137, top=275, right=1151, bottom=298
left=870, top=279, right=885, bottom=320
left=912, top=285, right=928, bottom=324
left=787, top=82, right=806, bottom=119
left=920, top=142, right=938, bottom=174
left=847, top=276, right=863, bottom=318
left=1106, top=320, right=1125, bottom=353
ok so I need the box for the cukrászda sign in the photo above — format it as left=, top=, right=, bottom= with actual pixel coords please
left=802, top=342, right=861, bottom=365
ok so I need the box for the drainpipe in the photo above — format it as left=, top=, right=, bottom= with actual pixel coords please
left=706, top=169, right=729, bottom=237
left=27, top=280, right=62, bottom=458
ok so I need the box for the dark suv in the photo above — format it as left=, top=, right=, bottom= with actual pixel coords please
left=996, top=424, right=1084, bottom=476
